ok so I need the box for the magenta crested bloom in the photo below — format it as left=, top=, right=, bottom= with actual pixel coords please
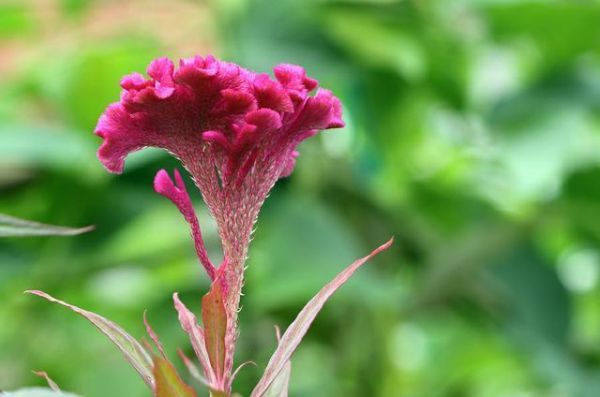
left=95, top=54, right=344, bottom=391
left=96, top=56, right=342, bottom=262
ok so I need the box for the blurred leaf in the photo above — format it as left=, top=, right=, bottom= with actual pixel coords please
left=486, top=2, right=600, bottom=69
left=0, top=389, right=78, bottom=397
left=562, top=167, right=600, bottom=239
left=324, top=9, right=426, bottom=81
left=489, top=246, right=570, bottom=345
left=222, top=0, right=343, bottom=76
left=0, top=125, right=99, bottom=177
left=26, top=291, right=155, bottom=389
left=0, top=214, right=93, bottom=237
left=0, top=3, right=35, bottom=38
left=251, top=239, right=392, bottom=397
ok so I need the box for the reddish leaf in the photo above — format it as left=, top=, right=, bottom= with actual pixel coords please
left=144, top=312, right=167, bottom=359
left=250, top=239, right=393, bottom=397
left=202, top=280, right=228, bottom=386
left=153, top=356, right=197, bottom=397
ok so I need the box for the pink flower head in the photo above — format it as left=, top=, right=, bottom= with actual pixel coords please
left=96, top=56, right=343, bottom=264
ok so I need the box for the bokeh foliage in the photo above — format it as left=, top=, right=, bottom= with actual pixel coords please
left=2, top=0, right=600, bottom=396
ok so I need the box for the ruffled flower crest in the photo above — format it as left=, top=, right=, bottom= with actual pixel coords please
left=95, top=55, right=344, bottom=389
left=96, top=56, right=342, bottom=257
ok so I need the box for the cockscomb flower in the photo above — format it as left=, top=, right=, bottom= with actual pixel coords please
left=28, top=55, right=391, bottom=397
left=95, top=55, right=344, bottom=390
left=96, top=57, right=343, bottom=265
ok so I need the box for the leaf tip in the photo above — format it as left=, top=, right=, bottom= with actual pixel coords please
left=382, top=236, right=394, bottom=250
left=25, top=290, right=46, bottom=298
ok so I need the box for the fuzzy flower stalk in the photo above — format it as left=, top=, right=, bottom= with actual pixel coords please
left=28, top=55, right=392, bottom=397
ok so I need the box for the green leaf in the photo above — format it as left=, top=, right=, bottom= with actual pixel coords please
left=0, top=214, right=93, bottom=237
left=251, top=239, right=393, bottom=397
left=26, top=290, right=155, bottom=389
left=324, top=9, right=425, bottom=81
left=0, top=125, right=98, bottom=177
left=486, top=2, right=600, bottom=68
left=489, top=246, right=570, bottom=346
left=0, top=388, right=79, bottom=397
left=153, top=356, right=197, bottom=397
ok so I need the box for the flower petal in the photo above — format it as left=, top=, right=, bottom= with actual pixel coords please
left=254, top=74, right=294, bottom=114
left=273, top=64, right=318, bottom=94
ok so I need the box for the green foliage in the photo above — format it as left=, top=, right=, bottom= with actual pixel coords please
left=0, top=214, right=92, bottom=237
left=2, top=0, right=600, bottom=396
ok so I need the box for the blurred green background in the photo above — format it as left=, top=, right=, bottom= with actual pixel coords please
left=2, top=0, right=600, bottom=396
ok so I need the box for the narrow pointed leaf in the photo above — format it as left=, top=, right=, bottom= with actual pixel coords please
left=251, top=238, right=393, bottom=397
left=144, top=312, right=167, bottom=358
left=202, top=280, right=228, bottom=384
left=153, top=356, right=198, bottom=397
left=26, top=290, right=154, bottom=389
left=0, top=214, right=93, bottom=237
left=173, top=293, right=217, bottom=385
left=177, top=349, right=209, bottom=386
